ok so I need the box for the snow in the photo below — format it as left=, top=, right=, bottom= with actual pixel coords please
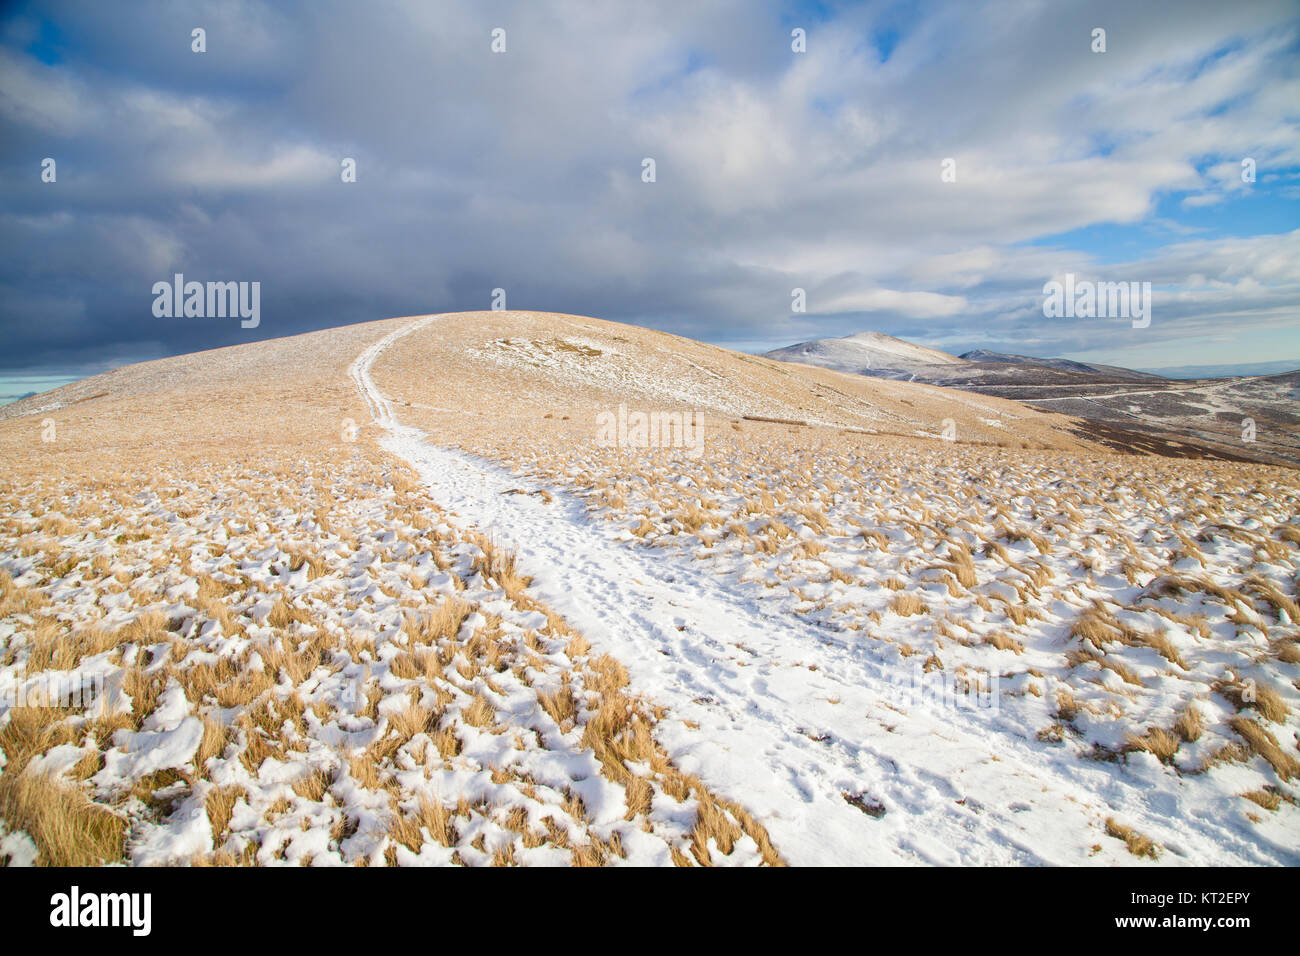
left=0, top=822, right=38, bottom=866
left=766, top=330, right=968, bottom=376
left=2, top=322, right=774, bottom=865
left=354, top=315, right=1300, bottom=866
left=1, top=311, right=1294, bottom=867
left=95, top=718, right=205, bottom=789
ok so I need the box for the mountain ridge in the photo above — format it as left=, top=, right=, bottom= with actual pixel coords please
left=762, top=328, right=1300, bottom=467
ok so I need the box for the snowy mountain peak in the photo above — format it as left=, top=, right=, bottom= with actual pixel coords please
left=764, top=330, right=966, bottom=376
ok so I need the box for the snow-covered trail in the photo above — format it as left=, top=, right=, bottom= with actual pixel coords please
left=349, top=316, right=1286, bottom=867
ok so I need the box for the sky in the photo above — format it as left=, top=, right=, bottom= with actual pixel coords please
left=1, top=0, right=1298, bottom=395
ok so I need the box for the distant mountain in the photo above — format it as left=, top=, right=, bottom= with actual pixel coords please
left=762, top=333, right=1161, bottom=386
left=957, top=350, right=1163, bottom=381
left=762, top=330, right=1300, bottom=467
left=765, top=331, right=967, bottom=379
left=959, top=349, right=1093, bottom=372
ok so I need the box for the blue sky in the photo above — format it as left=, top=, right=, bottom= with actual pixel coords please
left=1026, top=184, right=1300, bottom=265
left=0, top=0, right=1297, bottom=394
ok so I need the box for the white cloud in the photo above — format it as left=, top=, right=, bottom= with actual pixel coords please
left=814, top=288, right=969, bottom=318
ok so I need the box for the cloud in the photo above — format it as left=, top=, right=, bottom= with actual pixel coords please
left=0, top=0, right=1296, bottom=373
left=813, top=288, right=969, bottom=319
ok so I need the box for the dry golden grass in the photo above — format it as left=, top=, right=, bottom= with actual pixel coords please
left=291, top=768, right=331, bottom=803
left=1105, top=817, right=1159, bottom=859
left=1132, top=628, right=1187, bottom=669
left=24, top=620, right=122, bottom=674
left=889, top=593, right=928, bottom=617
left=984, top=632, right=1025, bottom=654
left=0, top=570, right=51, bottom=616
left=267, top=598, right=311, bottom=631
left=286, top=550, right=328, bottom=580
left=205, top=785, right=246, bottom=843
left=404, top=598, right=471, bottom=645
left=390, top=797, right=457, bottom=851
left=1250, top=684, right=1291, bottom=724
left=538, top=680, right=578, bottom=730
left=1054, top=688, right=1080, bottom=722
left=1126, top=726, right=1181, bottom=763
left=1241, top=789, right=1282, bottom=811
left=120, top=607, right=172, bottom=644
left=195, top=714, right=230, bottom=771
left=1245, top=576, right=1300, bottom=624
left=0, top=772, right=127, bottom=866
left=1229, top=717, right=1300, bottom=781
left=9, top=310, right=1296, bottom=867
left=1173, top=704, right=1205, bottom=743
left=461, top=694, right=495, bottom=729
left=1217, top=678, right=1292, bottom=724
left=942, top=542, right=978, bottom=589
left=0, top=701, right=129, bottom=865
left=1071, top=607, right=1115, bottom=651
left=469, top=533, right=533, bottom=600
left=691, top=794, right=743, bottom=864
left=1064, top=647, right=1141, bottom=687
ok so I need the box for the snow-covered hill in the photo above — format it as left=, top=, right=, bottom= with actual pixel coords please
left=764, top=330, right=968, bottom=378
left=2, top=311, right=1298, bottom=868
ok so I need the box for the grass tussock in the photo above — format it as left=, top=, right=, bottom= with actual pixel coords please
left=389, top=797, right=457, bottom=852
left=1173, top=704, right=1204, bottom=743
left=1229, top=717, right=1300, bottom=781
left=889, top=593, right=928, bottom=617
left=1105, top=817, right=1159, bottom=859
left=984, top=632, right=1024, bottom=654
left=1126, top=727, right=1181, bottom=763
left=1241, top=789, right=1281, bottom=811
left=0, top=705, right=126, bottom=865
left=0, top=773, right=127, bottom=866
